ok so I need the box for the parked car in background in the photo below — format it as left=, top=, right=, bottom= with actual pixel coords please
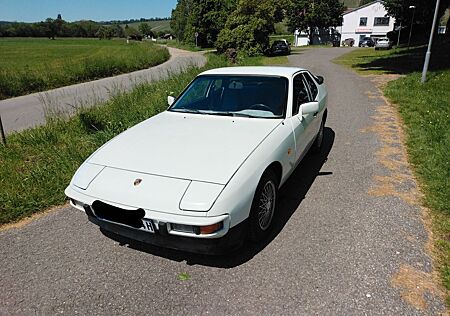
left=65, top=66, right=328, bottom=254
left=359, top=37, right=375, bottom=47
left=270, top=40, right=291, bottom=55
left=375, top=38, right=393, bottom=50
left=342, top=38, right=355, bottom=47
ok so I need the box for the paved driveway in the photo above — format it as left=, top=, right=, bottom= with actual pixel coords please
left=0, top=48, right=444, bottom=315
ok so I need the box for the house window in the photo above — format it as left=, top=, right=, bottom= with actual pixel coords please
left=374, top=17, right=390, bottom=26
left=359, top=17, right=368, bottom=26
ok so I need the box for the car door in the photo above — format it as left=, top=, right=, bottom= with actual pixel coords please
left=302, top=71, right=322, bottom=138
left=290, top=73, right=313, bottom=164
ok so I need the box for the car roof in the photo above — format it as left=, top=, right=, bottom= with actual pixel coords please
left=200, top=66, right=306, bottom=78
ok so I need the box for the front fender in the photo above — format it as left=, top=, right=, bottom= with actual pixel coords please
left=208, top=121, right=294, bottom=227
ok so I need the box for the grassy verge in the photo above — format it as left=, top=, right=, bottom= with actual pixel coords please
left=0, top=38, right=170, bottom=99
left=164, top=40, right=206, bottom=52
left=385, top=71, right=450, bottom=302
left=335, top=44, right=450, bottom=304
left=0, top=52, right=277, bottom=225
left=240, top=55, right=289, bottom=66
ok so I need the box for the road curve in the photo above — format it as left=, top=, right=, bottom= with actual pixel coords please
left=0, top=47, right=445, bottom=315
left=0, top=46, right=206, bottom=134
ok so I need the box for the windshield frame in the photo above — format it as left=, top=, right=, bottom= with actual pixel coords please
left=167, top=74, right=289, bottom=119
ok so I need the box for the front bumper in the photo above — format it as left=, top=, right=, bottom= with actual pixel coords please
left=84, top=205, right=247, bottom=254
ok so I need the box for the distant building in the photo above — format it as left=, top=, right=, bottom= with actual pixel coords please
left=335, top=0, right=395, bottom=46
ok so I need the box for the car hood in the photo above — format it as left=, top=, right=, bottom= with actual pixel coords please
left=88, top=111, right=281, bottom=185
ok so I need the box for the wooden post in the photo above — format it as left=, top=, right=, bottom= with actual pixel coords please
left=0, top=115, right=6, bottom=145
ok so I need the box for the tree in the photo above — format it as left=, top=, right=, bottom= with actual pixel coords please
left=286, top=0, right=345, bottom=43
left=216, top=0, right=285, bottom=56
left=96, top=26, right=114, bottom=39
left=138, top=22, right=153, bottom=37
left=383, top=0, right=449, bottom=25
left=124, top=25, right=141, bottom=38
left=55, top=14, right=64, bottom=36
left=171, top=0, right=234, bottom=46
left=382, top=0, right=450, bottom=43
left=111, top=24, right=125, bottom=38
left=170, top=0, right=192, bottom=42
left=43, top=18, right=57, bottom=39
left=184, top=0, right=236, bottom=47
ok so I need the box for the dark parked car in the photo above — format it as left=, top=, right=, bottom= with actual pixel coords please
left=342, top=38, right=355, bottom=47
left=270, top=40, right=291, bottom=56
left=359, top=37, right=375, bottom=47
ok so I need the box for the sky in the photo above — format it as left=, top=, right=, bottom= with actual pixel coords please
left=0, top=0, right=178, bottom=22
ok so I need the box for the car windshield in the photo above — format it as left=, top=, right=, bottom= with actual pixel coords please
left=169, top=75, right=288, bottom=118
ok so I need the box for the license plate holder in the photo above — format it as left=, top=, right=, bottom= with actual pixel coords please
left=141, top=218, right=155, bottom=233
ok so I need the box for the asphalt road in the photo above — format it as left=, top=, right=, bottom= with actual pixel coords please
left=0, top=48, right=445, bottom=315
left=0, top=46, right=206, bottom=134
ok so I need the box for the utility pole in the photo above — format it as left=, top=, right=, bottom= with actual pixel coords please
left=421, top=0, right=441, bottom=83
left=407, top=6, right=416, bottom=49
left=396, top=22, right=402, bottom=47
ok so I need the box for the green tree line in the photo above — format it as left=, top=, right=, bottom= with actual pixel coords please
left=0, top=15, right=171, bottom=39
left=171, top=0, right=449, bottom=56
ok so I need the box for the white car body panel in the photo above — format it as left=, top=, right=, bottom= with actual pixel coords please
left=65, top=66, right=328, bottom=244
left=88, top=111, right=280, bottom=185
left=179, top=181, right=224, bottom=211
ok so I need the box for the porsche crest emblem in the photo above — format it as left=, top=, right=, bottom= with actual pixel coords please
left=134, top=178, right=142, bottom=186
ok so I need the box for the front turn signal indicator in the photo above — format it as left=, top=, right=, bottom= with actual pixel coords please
left=199, top=222, right=223, bottom=235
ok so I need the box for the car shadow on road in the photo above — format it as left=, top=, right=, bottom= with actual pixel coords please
left=103, top=127, right=335, bottom=268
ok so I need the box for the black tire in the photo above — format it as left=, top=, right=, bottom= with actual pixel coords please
left=311, top=119, right=325, bottom=154
left=248, top=170, right=279, bottom=242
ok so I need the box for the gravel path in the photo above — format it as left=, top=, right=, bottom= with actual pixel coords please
left=0, top=47, right=445, bottom=315
left=0, top=46, right=206, bottom=134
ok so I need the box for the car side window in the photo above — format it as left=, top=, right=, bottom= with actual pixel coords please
left=292, top=73, right=311, bottom=115
left=303, top=72, right=318, bottom=100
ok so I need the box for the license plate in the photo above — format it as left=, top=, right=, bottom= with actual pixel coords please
left=141, top=219, right=155, bottom=233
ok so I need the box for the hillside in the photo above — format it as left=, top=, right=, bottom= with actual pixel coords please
left=121, top=20, right=171, bottom=33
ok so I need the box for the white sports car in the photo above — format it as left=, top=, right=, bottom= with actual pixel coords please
left=65, top=66, right=328, bottom=254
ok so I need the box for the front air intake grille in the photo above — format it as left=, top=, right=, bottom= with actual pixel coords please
left=92, top=200, right=145, bottom=229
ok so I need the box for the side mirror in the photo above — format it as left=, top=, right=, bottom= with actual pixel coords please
left=167, top=95, right=175, bottom=106
left=300, top=101, right=319, bottom=116
left=315, top=75, right=324, bottom=85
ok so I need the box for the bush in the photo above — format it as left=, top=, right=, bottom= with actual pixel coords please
left=215, top=0, right=278, bottom=56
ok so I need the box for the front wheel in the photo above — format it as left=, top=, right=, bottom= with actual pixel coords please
left=311, top=119, right=325, bottom=154
left=248, top=170, right=278, bottom=241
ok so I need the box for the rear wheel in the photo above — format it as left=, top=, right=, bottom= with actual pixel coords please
left=248, top=170, right=278, bottom=241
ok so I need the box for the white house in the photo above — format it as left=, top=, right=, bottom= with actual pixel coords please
left=335, top=0, right=396, bottom=46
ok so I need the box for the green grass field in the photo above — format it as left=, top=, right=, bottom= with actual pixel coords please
left=0, top=38, right=170, bottom=99
left=334, top=44, right=450, bottom=305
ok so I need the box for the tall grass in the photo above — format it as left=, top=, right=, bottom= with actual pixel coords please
left=0, top=38, right=170, bottom=99
left=0, top=54, right=231, bottom=224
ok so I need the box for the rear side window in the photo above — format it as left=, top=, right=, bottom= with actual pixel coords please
left=303, top=72, right=318, bottom=100
left=292, top=74, right=311, bottom=115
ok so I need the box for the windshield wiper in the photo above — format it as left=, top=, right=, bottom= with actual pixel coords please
left=170, top=108, right=202, bottom=114
left=204, top=111, right=258, bottom=118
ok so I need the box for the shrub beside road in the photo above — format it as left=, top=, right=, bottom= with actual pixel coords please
left=0, top=38, right=170, bottom=100
left=335, top=44, right=450, bottom=305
